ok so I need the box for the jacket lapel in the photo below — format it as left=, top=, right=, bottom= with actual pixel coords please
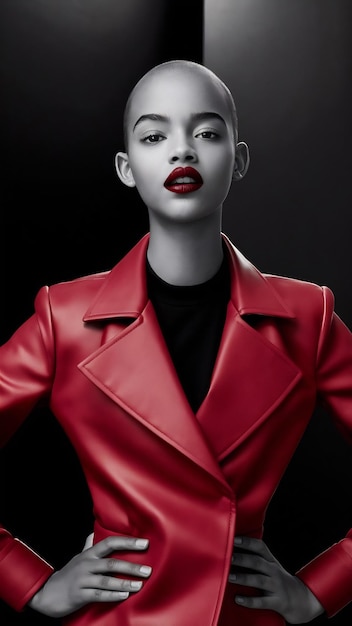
left=196, top=235, right=302, bottom=460
left=79, top=233, right=302, bottom=476
left=79, top=235, right=227, bottom=485
left=196, top=303, right=302, bottom=460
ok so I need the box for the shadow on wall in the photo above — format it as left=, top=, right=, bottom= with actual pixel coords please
left=1, top=0, right=204, bottom=336
left=0, top=2, right=203, bottom=625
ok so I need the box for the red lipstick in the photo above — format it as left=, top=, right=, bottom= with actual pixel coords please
left=164, top=166, right=203, bottom=194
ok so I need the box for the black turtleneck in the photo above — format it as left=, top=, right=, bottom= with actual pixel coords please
left=146, top=254, right=231, bottom=413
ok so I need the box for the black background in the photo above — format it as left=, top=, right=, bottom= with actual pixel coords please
left=0, top=1, right=351, bottom=623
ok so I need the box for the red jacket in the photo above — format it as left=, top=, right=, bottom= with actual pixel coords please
left=0, top=233, right=351, bottom=625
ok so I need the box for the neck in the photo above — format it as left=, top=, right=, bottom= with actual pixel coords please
left=147, top=211, right=224, bottom=286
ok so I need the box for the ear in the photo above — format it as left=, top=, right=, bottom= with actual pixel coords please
left=114, top=151, right=136, bottom=188
left=232, top=141, right=250, bottom=181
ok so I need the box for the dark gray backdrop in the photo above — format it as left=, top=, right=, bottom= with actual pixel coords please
left=205, top=3, right=352, bottom=625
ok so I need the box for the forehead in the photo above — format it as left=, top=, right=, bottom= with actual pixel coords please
left=128, top=67, right=231, bottom=128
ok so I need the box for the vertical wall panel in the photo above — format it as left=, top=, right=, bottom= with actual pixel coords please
left=204, top=0, right=352, bottom=319
left=204, top=5, right=352, bottom=625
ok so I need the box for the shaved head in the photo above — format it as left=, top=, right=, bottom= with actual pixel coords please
left=122, top=60, right=238, bottom=150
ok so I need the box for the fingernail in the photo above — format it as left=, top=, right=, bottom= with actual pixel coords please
left=136, top=539, right=149, bottom=548
left=140, top=565, right=152, bottom=576
left=234, top=537, right=242, bottom=545
left=131, top=581, right=143, bottom=589
left=235, top=595, right=244, bottom=604
left=120, top=592, right=129, bottom=599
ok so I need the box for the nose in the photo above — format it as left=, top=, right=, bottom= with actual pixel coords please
left=169, top=134, right=198, bottom=164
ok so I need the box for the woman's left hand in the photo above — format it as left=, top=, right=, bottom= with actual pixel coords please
left=229, top=536, right=324, bottom=624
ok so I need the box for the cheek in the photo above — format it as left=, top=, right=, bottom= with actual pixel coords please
left=128, top=161, right=153, bottom=190
left=219, top=145, right=235, bottom=170
left=203, top=151, right=234, bottom=201
left=129, top=162, right=165, bottom=205
left=209, top=156, right=234, bottom=188
left=205, top=143, right=234, bottom=174
left=129, top=151, right=162, bottom=185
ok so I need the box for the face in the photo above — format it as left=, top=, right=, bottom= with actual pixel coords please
left=116, top=66, right=237, bottom=225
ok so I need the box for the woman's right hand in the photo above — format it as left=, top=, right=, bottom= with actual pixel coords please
left=28, top=534, right=152, bottom=617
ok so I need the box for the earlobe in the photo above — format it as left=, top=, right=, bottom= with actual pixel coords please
left=232, top=141, right=250, bottom=182
left=115, top=152, right=136, bottom=188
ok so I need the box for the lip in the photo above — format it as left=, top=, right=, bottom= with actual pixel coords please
left=164, top=166, right=203, bottom=194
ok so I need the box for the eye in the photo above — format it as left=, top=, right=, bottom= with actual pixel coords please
left=141, top=133, right=165, bottom=144
left=195, top=130, right=219, bottom=140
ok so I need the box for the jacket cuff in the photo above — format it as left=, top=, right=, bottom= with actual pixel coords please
left=0, top=538, right=54, bottom=611
left=296, top=539, right=352, bottom=617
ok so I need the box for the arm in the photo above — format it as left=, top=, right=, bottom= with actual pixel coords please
left=0, top=289, right=153, bottom=615
left=295, top=286, right=352, bottom=616
left=230, top=287, right=352, bottom=621
left=0, top=297, right=56, bottom=610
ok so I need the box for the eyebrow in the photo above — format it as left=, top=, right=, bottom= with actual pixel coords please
left=133, top=111, right=226, bottom=131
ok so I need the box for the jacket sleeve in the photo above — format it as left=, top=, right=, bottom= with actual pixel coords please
left=295, top=286, right=352, bottom=616
left=0, top=286, right=55, bottom=610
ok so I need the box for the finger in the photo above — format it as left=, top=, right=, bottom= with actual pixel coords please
left=235, top=594, right=276, bottom=610
left=89, top=557, right=152, bottom=579
left=80, top=588, right=131, bottom=604
left=83, top=573, right=145, bottom=593
left=82, top=533, right=94, bottom=551
left=229, top=572, right=273, bottom=592
left=234, top=537, right=275, bottom=561
left=89, top=536, right=149, bottom=558
left=232, top=552, right=271, bottom=575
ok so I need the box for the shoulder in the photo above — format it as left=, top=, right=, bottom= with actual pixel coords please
left=223, top=235, right=335, bottom=322
left=34, top=269, right=111, bottom=315
left=264, top=272, right=335, bottom=321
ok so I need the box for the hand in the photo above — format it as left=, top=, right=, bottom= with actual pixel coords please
left=229, top=536, right=324, bottom=623
left=28, top=534, right=152, bottom=618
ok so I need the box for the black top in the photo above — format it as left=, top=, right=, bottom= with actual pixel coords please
left=146, top=254, right=231, bottom=413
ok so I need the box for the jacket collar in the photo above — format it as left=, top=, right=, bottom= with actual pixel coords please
left=79, top=232, right=300, bottom=483
left=83, top=232, right=294, bottom=322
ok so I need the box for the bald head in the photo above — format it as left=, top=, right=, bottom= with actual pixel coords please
left=122, top=60, right=238, bottom=150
